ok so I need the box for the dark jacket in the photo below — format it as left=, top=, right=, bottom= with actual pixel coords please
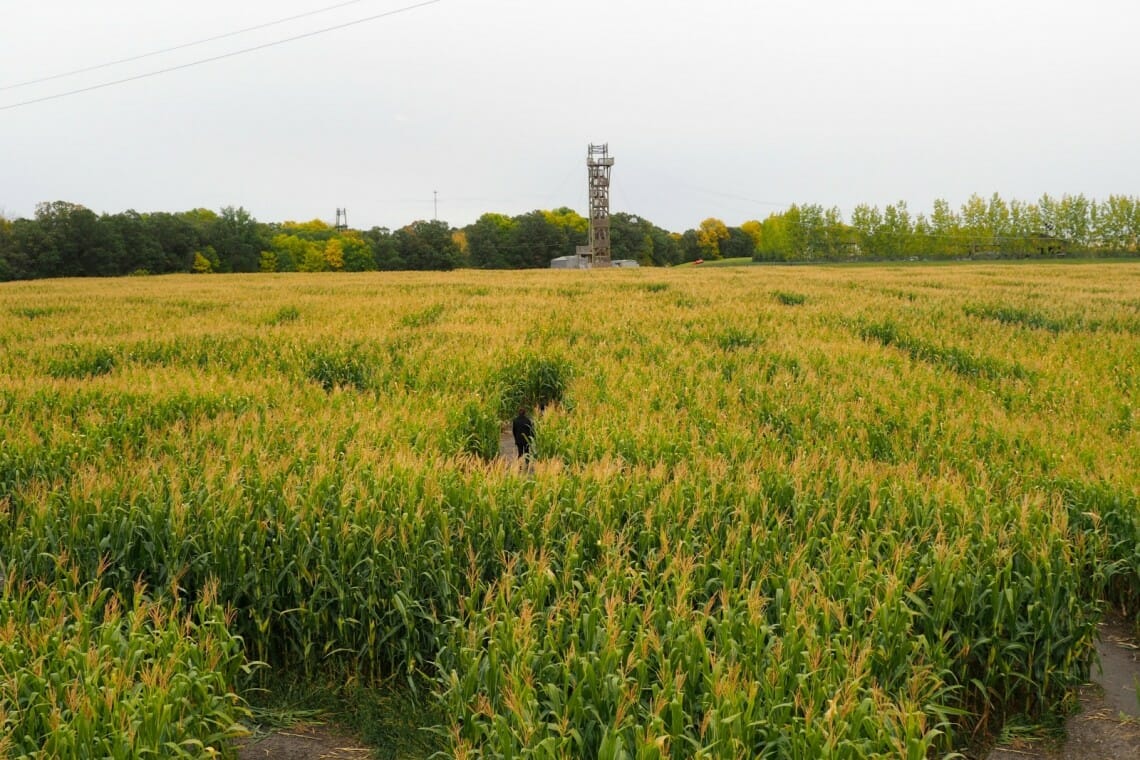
left=512, top=411, right=535, bottom=456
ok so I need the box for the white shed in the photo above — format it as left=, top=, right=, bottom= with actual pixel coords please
left=551, top=254, right=590, bottom=269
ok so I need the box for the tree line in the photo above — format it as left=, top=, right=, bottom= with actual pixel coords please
left=747, top=193, right=1140, bottom=262
left=2, top=192, right=1138, bottom=280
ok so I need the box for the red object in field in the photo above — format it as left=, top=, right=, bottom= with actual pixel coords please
left=694, top=259, right=704, bottom=265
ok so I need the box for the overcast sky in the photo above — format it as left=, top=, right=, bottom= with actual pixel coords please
left=2, top=0, right=1137, bottom=233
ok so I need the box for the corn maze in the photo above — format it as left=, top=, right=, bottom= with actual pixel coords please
left=1, top=263, right=1138, bottom=758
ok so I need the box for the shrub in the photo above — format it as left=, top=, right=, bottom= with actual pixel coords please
left=400, top=304, right=446, bottom=328
left=46, top=345, right=116, bottom=379
left=306, top=347, right=374, bottom=392
left=268, top=306, right=301, bottom=325
left=494, top=354, right=573, bottom=419
left=773, top=290, right=807, bottom=305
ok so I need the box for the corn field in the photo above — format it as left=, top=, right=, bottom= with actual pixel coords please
left=1, top=263, right=1138, bottom=758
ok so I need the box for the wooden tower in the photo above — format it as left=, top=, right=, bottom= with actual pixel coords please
left=586, top=144, right=614, bottom=267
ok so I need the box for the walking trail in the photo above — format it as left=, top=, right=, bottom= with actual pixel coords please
left=236, top=724, right=371, bottom=760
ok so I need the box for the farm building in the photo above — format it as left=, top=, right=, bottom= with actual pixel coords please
left=550, top=254, right=591, bottom=269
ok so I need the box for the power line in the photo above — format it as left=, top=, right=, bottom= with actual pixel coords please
left=636, top=165, right=791, bottom=210
left=0, top=0, right=388, bottom=93
left=0, top=0, right=441, bottom=112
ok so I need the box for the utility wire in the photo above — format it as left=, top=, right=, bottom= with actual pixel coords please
left=636, top=165, right=790, bottom=210
left=667, top=181, right=788, bottom=209
left=0, top=0, right=388, bottom=93
left=0, top=0, right=441, bottom=112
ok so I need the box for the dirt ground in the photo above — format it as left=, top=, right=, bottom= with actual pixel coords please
left=986, top=615, right=1140, bottom=760
left=235, top=724, right=373, bottom=760
left=499, top=422, right=519, bottom=464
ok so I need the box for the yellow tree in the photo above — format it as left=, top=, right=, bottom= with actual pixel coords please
left=696, top=217, right=729, bottom=260
left=323, top=238, right=345, bottom=271
left=452, top=229, right=469, bottom=257
left=740, top=220, right=763, bottom=257
left=192, top=251, right=214, bottom=273
left=542, top=207, right=589, bottom=239
left=282, top=219, right=333, bottom=238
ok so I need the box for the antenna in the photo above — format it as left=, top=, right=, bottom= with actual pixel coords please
left=586, top=143, right=614, bottom=268
left=335, top=207, right=348, bottom=231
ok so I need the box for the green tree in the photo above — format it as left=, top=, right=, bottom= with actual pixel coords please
left=9, top=217, right=53, bottom=277
left=465, top=213, right=517, bottom=268
left=33, top=201, right=119, bottom=276
left=929, top=198, right=964, bottom=258
left=610, top=213, right=660, bottom=264
left=393, top=219, right=461, bottom=270
left=270, top=234, right=317, bottom=272
left=851, top=203, right=886, bottom=259
left=363, top=227, right=403, bottom=270
left=794, top=204, right=848, bottom=260
left=985, top=193, right=1014, bottom=256
left=212, top=206, right=265, bottom=272
left=960, top=194, right=990, bottom=255
left=1007, top=199, right=1039, bottom=257
left=651, top=229, right=683, bottom=266
left=882, top=201, right=914, bottom=259
left=718, top=227, right=753, bottom=259
left=1037, top=193, right=1061, bottom=238
left=147, top=212, right=203, bottom=272
left=755, top=211, right=795, bottom=261
left=339, top=233, right=375, bottom=271
left=678, top=229, right=701, bottom=262
left=1057, top=194, right=1093, bottom=251
left=106, top=210, right=162, bottom=274
left=911, top=214, right=936, bottom=258
left=1093, top=195, right=1139, bottom=253
left=0, top=215, right=15, bottom=280
left=509, top=211, right=569, bottom=268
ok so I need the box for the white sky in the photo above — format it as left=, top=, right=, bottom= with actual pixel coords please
left=2, top=0, right=1137, bottom=233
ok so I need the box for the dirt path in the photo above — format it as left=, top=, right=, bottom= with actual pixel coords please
left=499, top=421, right=537, bottom=475
left=236, top=724, right=372, bottom=760
left=499, top=422, right=519, bottom=464
left=987, top=615, right=1140, bottom=760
